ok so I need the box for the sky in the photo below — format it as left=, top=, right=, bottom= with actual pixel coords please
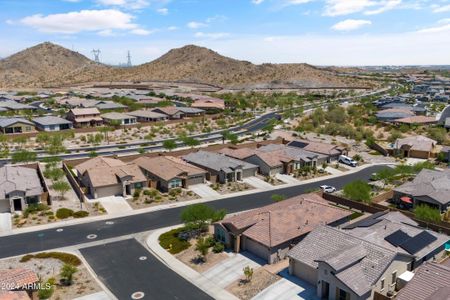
left=0, top=0, right=450, bottom=66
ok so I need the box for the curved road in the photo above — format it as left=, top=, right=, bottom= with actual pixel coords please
left=0, top=165, right=387, bottom=259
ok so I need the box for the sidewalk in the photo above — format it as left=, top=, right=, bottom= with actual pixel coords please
left=145, top=226, right=239, bottom=300
left=0, top=162, right=394, bottom=237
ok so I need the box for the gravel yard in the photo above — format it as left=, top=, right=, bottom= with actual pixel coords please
left=226, top=268, right=281, bottom=300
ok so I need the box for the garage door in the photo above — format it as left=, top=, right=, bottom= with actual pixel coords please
left=243, top=237, right=269, bottom=263
left=242, top=168, right=257, bottom=178
left=292, top=260, right=318, bottom=285
left=187, top=175, right=205, bottom=186
left=0, top=200, right=10, bottom=213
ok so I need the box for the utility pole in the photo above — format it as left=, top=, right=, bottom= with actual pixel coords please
left=91, top=49, right=101, bottom=63
left=126, top=50, right=132, bottom=67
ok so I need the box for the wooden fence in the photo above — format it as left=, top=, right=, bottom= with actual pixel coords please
left=62, top=162, right=86, bottom=203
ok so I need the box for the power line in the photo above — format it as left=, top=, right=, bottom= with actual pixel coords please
left=127, top=50, right=132, bottom=67
left=91, top=49, right=101, bottom=63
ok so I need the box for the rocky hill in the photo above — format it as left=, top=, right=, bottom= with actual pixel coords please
left=0, top=42, right=374, bottom=89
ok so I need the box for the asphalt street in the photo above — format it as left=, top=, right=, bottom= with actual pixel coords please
left=0, top=165, right=388, bottom=259
left=80, top=239, right=212, bottom=300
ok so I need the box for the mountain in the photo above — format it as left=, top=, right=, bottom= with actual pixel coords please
left=0, top=42, right=374, bottom=89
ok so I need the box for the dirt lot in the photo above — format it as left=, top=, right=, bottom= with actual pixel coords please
left=175, top=242, right=229, bottom=273
left=226, top=268, right=281, bottom=300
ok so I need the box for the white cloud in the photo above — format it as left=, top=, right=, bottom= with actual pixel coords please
left=252, top=0, right=264, bottom=4
left=130, top=28, right=154, bottom=35
left=167, top=26, right=178, bottom=31
left=324, top=0, right=402, bottom=16
left=157, top=8, right=168, bottom=15
left=187, top=21, right=207, bottom=29
left=417, top=19, right=450, bottom=33
left=20, top=9, right=149, bottom=35
left=194, top=32, right=230, bottom=39
left=331, top=19, right=372, bottom=31
left=432, top=4, right=450, bottom=13
left=96, top=0, right=149, bottom=10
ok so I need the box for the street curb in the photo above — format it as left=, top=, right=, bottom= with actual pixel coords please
left=145, top=226, right=239, bottom=300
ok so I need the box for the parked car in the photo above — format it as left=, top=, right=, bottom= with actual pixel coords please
left=338, top=155, right=357, bottom=167
left=320, top=185, right=336, bottom=193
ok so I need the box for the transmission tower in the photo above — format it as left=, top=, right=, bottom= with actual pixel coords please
left=91, top=49, right=101, bottom=63
left=126, top=50, right=132, bottom=67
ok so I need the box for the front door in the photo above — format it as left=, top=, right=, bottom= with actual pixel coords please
left=321, top=281, right=330, bottom=299
left=13, top=198, right=22, bottom=211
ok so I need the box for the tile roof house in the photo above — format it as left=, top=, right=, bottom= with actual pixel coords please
left=376, top=108, right=416, bottom=122
left=0, top=118, right=35, bottom=134
left=0, top=166, right=43, bottom=213
left=127, top=110, right=168, bottom=122
left=176, top=107, right=205, bottom=116
left=258, top=144, right=328, bottom=168
left=396, top=262, right=450, bottom=300
left=287, top=225, right=414, bottom=300
left=32, top=116, right=73, bottom=132
left=133, top=156, right=206, bottom=192
left=215, top=193, right=351, bottom=264
left=66, top=108, right=103, bottom=128
left=0, top=268, right=39, bottom=300
left=74, top=157, right=147, bottom=199
left=393, top=135, right=438, bottom=159
left=183, top=150, right=258, bottom=183
left=394, top=169, right=450, bottom=211
left=191, top=98, right=225, bottom=111
left=0, top=100, right=36, bottom=111
left=151, top=107, right=184, bottom=119
left=287, top=139, right=347, bottom=162
left=100, top=112, right=137, bottom=126
left=393, top=115, right=438, bottom=125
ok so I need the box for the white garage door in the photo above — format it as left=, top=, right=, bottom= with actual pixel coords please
left=0, top=200, right=10, bottom=213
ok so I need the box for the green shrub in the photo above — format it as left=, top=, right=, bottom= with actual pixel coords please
left=23, top=203, right=50, bottom=218
left=20, top=252, right=81, bottom=266
left=133, top=189, right=142, bottom=198
left=73, top=211, right=89, bottom=218
left=38, top=279, right=54, bottom=300
left=414, top=204, right=442, bottom=223
left=56, top=208, right=74, bottom=219
left=159, top=228, right=191, bottom=254
left=213, top=242, right=225, bottom=253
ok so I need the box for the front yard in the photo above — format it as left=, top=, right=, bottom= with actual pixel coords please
left=127, top=188, right=200, bottom=209
left=227, top=268, right=281, bottom=300
left=210, top=182, right=254, bottom=195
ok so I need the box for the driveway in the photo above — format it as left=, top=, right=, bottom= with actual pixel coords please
left=0, top=213, right=11, bottom=233
left=202, top=252, right=262, bottom=288
left=252, top=269, right=319, bottom=300
left=276, top=174, right=299, bottom=184
left=243, top=177, right=274, bottom=190
left=189, top=184, right=221, bottom=198
left=96, top=196, right=133, bottom=215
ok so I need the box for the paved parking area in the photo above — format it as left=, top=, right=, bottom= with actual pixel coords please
left=0, top=213, right=11, bottom=233
left=189, top=184, right=221, bottom=198
left=243, top=177, right=274, bottom=190
left=252, top=269, right=319, bottom=300
left=275, top=174, right=300, bottom=184
left=202, top=252, right=262, bottom=288
left=96, top=196, right=133, bottom=215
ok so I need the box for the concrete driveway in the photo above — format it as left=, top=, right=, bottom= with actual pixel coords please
left=243, top=177, right=274, bottom=190
left=252, top=269, right=319, bottom=300
left=189, top=184, right=221, bottom=198
left=0, top=213, right=11, bottom=233
left=202, top=252, right=262, bottom=288
left=276, top=174, right=300, bottom=184
left=96, top=196, right=133, bottom=215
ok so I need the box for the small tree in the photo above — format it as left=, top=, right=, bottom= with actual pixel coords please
left=195, top=237, right=210, bottom=262
left=343, top=180, right=372, bottom=203
left=182, top=136, right=200, bottom=148
left=11, top=149, right=37, bottom=163
left=163, top=140, right=177, bottom=151
left=53, top=181, right=70, bottom=200
left=181, top=204, right=226, bottom=231
left=243, top=266, right=254, bottom=283
left=44, top=168, right=64, bottom=182
left=60, top=264, right=78, bottom=286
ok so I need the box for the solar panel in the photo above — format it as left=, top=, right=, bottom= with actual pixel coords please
left=287, top=141, right=308, bottom=149
left=384, top=230, right=411, bottom=247
left=343, top=211, right=388, bottom=229
left=400, top=231, right=438, bottom=254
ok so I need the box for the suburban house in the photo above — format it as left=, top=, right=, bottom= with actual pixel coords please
left=0, top=100, right=36, bottom=111
left=74, top=157, right=147, bottom=199
left=191, top=98, right=225, bottom=111
left=32, top=116, right=73, bottom=132
left=101, top=112, right=137, bottom=126
left=376, top=108, right=416, bottom=122
left=0, top=268, right=39, bottom=300
left=0, top=165, right=43, bottom=213
left=152, top=107, right=184, bottom=119
left=95, top=101, right=127, bottom=111
left=133, top=156, right=206, bottom=192
left=58, top=97, right=127, bottom=110
left=257, top=144, right=327, bottom=168
left=393, top=135, right=437, bottom=159
left=394, top=169, right=450, bottom=212
left=66, top=108, right=103, bottom=128
left=287, top=225, right=414, bottom=300
left=393, top=115, right=438, bottom=125
left=183, top=150, right=258, bottom=183
left=287, top=139, right=347, bottom=163
left=127, top=110, right=168, bottom=122
left=215, top=193, right=351, bottom=264
left=396, top=262, right=450, bottom=300
left=176, top=107, right=205, bottom=117
left=0, top=118, right=35, bottom=134
left=341, top=211, right=449, bottom=269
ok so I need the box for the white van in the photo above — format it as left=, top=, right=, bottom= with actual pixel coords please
left=338, top=155, right=357, bottom=167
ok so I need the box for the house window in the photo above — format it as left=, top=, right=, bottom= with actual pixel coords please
left=380, top=278, right=385, bottom=291
left=336, top=288, right=350, bottom=300
left=391, top=271, right=397, bottom=284
left=134, top=182, right=143, bottom=189
left=49, top=125, right=55, bottom=130
left=169, top=178, right=182, bottom=189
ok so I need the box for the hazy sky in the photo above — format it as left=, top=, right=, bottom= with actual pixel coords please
left=1, top=0, right=450, bottom=66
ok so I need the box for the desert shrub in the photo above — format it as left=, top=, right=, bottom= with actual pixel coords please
left=56, top=208, right=74, bottom=219
left=213, top=242, right=225, bottom=253
left=73, top=211, right=89, bottom=218
left=159, top=228, right=191, bottom=254
left=20, top=252, right=81, bottom=266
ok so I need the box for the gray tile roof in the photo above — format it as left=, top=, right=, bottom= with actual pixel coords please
left=0, top=118, right=34, bottom=128
left=32, top=116, right=72, bottom=126
left=396, top=262, right=450, bottom=300
left=95, top=101, right=127, bottom=110
left=288, top=225, right=398, bottom=296
left=0, top=100, right=35, bottom=110
left=127, top=110, right=167, bottom=119
left=176, top=107, right=205, bottom=114
left=183, top=150, right=258, bottom=173
left=258, top=144, right=327, bottom=162
left=394, top=169, right=450, bottom=205
left=0, top=166, right=43, bottom=199
left=101, top=112, right=136, bottom=120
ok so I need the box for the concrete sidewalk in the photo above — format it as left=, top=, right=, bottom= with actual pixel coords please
left=0, top=213, right=11, bottom=233
left=145, top=226, right=239, bottom=300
